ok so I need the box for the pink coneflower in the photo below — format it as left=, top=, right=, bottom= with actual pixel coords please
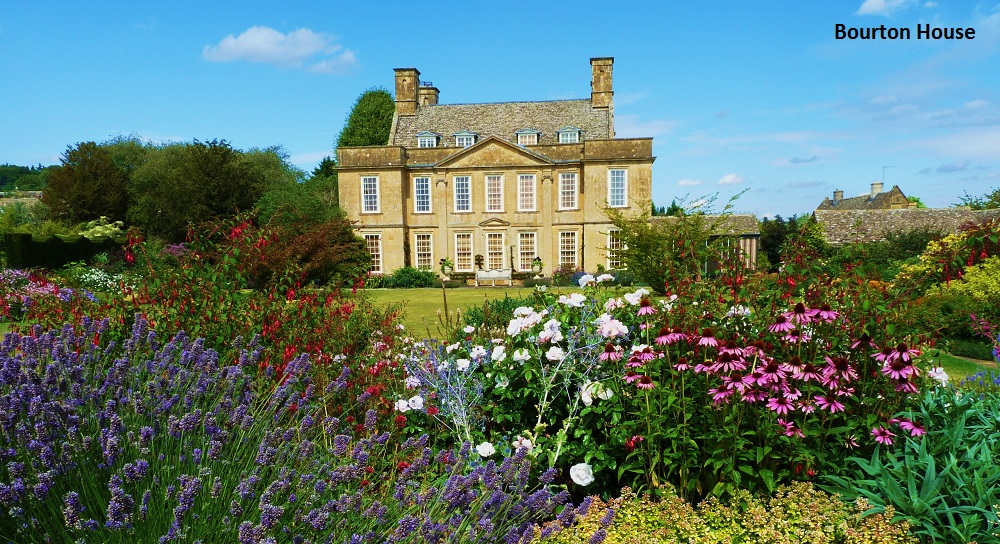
left=757, top=360, right=788, bottom=385
left=768, top=315, right=795, bottom=334
left=792, top=362, right=823, bottom=383
left=625, top=435, right=645, bottom=452
left=782, top=328, right=810, bottom=344
left=881, top=359, right=917, bottom=380
left=873, top=345, right=896, bottom=363
left=766, top=395, right=794, bottom=415
left=623, top=370, right=640, bottom=384
left=897, top=419, right=926, bottom=437
left=814, top=303, right=840, bottom=323
left=715, top=352, right=747, bottom=373
left=636, top=375, right=656, bottom=390
left=894, top=379, right=918, bottom=394
left=708, top=383, right=734, bottom=404
left=673, top=357, right=690, bottom=371
left=721, top=372, right=753, bottom=393
left=637, top=297, right=656, bottom=316
left=783, top=387, right=803, bottom=401
left=599, top=343, right=622, bottom=362
left=822, top=355, right=858, bottom=386
left=664, top=327, right=688, bottom=344
left=698, top=328, right=719, bottom=348
left=814, top=395, right=845, bottom=413
left=850, top=333, right=875, bottom=350
left=626, top=354, right=645, bottom=368
left=719, top=339, right=744, bottom=357
left=895, top=343, right=921, bottom=363
left=741, top=388, right=769, bottom=403
left=782, top=302, right=816, bottom=324
left=776, top=419, right=804, bottom=438
left=845, top=434, right=859, bottom=449
left=834, top=387, right=856, bottom=398
left=872, top=426, right=895, bottom=445
left=797, top=399, right=816, bottom=414
left=654, top=326, right=671, bottom=346
left=632, top=345, right=657, bottom=361
left=744, top=340, right=767, bottom=358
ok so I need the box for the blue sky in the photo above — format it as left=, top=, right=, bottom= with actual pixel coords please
left=2, top=1, right=998, bottom=217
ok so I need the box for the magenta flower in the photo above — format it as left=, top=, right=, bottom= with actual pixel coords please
left=814, top=395, right=845, bottom=413
left=599, top=343, right=622, bottom=362
left=768, top=315, right=795, bottom=333
left=845, top=434, right=859, bottom=449
left=664, top=328, right=688, bottom=344
left=897, top=419, right=926, bottom=437
left=814, top=303, right=839, bottom=323
left=766, top=395, right=793, bottom=415
left=776, top=418, right=803, bottom=438
left=757, top=360, right=788, bottom=385
left=721, top=372, right=752, bottom=393
left=872, top=426, right=895, bottom=445
left=654, top=326, right=671, bottom=346
left=881, top=359, right=917, bottom=380
left=894, top=379, right=918, bottom=394
left=821, top=355, right=858, bottom=386
left=797, top=399, right=816, bottom=414
left=719, top=340, right=744, bottom=357
left=782, top=302, right=816, bottom=324
left=636, top=297, right=656, bottom=316
left=698, top=328, right=719, bottom=348
left=894, top=343, right=921, bottom=363
left=623, top=371, right=640, bottom=384
left=792, top=362, right=822, bottom=383
left=708, top=383, right=733, bottom=404
left=636, top=375, right=655, bottom=390
left=673, top=357, right=690, bottom=371
left=850, top=333, right=875, bottom=350
left=714, top=352, right=747, bottom=373
left=782, top=328, right=810, bottom=344
left=873, top=345, right=896, bottom=363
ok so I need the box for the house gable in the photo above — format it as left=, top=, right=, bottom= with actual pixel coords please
left=435, top=136, right=554, bottom=169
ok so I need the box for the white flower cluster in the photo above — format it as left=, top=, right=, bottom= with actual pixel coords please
left=558, top=293, right=587, bottom=307
left=507, top=307, right=546, bottom=336
left=623, top=288, right=650, bottom=306
left=580, top=381, right=613, bottom=406
left=927, top=366, right=949, bottom=386
left=594, top=313, right=628, bottom=339
left=395, top=395, right=424, bottom=412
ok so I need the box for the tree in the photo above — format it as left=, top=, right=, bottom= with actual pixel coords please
left=907, top=196, right=928, bottom=209
left=336, top=88, right=395, bottom=148
left=957, top=187, right=1000, bottom=210
left=128, top=140, right=292, bottom=242
left=42, top=141, right=130, bottom=223
left=759, top=215, right=790, bottom=272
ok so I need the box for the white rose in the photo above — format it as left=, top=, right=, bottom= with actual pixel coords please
left=545, top=346, right=566, bottom=362
left=475, top=441, right=496, bottom=457
left=463, top=325, right=476, bottom=334
left=395, top=399, right=410, bottom=412
left=512, top=348, right=531, bottom=363
left=491, top=345, right=507, bottom=362
left=570, top=463, right=595, bottom=486
left=512, top=436, right=533, bottom=452
left=407, top=395, right=424, bottom=410
left=578, top=274, right=596, bottom=287
left=455, top=359, right=471, bottom=371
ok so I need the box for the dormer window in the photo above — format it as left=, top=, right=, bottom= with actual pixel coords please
left=453, top=130, right=477, bottom=148
left=515, top=129, right=541, bottom=146
left=416, top=131, right=440, bottom=148
left=557, top=126, right=583, bottom=144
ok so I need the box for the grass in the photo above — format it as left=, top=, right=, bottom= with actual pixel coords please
left=923, top=348, right=997, bottom=381
left=363, top=285, right=581, bottom=338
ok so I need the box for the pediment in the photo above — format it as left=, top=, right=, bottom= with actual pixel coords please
left=436, top=136, right=553, bottom=168
left=478, top=217, right=511, bottom=227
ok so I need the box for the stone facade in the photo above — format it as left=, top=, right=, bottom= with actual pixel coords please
left=338, top=58, right=655, bottom=278
left=816, top=182, right=910, bottom=211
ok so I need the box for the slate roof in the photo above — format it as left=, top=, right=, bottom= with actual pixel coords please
left=814, top=208, right=1000, bottom=245
left=816, top=185, right=906, bottom=210
left=391, top=99, right=612, bottom=147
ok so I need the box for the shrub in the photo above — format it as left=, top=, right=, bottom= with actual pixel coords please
left=821, top=387, right=1000, bottom=543
left=944, top=337, right=995, bottom=360
left=522, top=278, right=553, bottom=288
left=387, top=267, right=436, bottom=288
left=462, top=294, right=537, bottom=339
left=537, top=483, right=916, bottom=543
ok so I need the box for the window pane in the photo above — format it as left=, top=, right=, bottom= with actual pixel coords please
left=518, top=175, right=535, bottom=211
left=454, top=176, right=471, bottom=212
left=362, top=176, right=379, bottom=213
left=559, top=173, right=577, bottom=209
left=455, top=233, right=473, bottom=271
left=415, top=234, right=433, bottom=270
left=608, top=169, right=627, bottom=207
left=518, top=232, right=536, bottom=271
left=608, top=230, right=626, bottom=269
left=364, top=234, right=382, bottom=274
left=486, top=175, right=503, bottom=212
left=487, top=233, right=505, bottom=269
left=559, top=232, right=577, bottom=270
left=414, top=177, right=430, bottom=213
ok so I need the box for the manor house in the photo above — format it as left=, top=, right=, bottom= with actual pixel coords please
left=337, top=57, right=654, bottom=277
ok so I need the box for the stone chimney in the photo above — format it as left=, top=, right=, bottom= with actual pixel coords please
left=833, top=190, right=844, bottom=202
left=394, top=68, right=420, bottom=116
left=908, top=201, right=918, bottom=209
left=418, top=81, right=439, bottom=106
left=871, top=181, right=883, bottom=197
left=590, top=57, right=614, bottom=109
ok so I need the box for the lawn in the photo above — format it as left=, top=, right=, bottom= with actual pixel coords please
left=924, top=347, right=998, bottom=382
left=364, top=285, right=581, bottom=337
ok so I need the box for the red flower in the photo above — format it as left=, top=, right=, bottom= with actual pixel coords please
left=397, top=461, right=410, bottom=471
left=426, top=406, right=439, bottom=416
left=395, top=414, right=407, bottom=428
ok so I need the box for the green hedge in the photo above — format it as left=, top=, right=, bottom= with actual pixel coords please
left=1, top=233, right=124, bottom=269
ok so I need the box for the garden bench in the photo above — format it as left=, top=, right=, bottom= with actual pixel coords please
left=475, top=268, right=513, bottom=287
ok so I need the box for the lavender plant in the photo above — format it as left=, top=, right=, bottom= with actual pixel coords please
left=0, top=317, right=596, bottom=543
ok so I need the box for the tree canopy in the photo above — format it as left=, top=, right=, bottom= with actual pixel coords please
left=958, top=187, right=1000, bottom=210
left=43, top=141, right=131, bottom=223
left=335, top=88, right=395, bottom=148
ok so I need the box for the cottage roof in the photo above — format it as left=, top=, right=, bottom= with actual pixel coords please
left=651, top=214, right=760, bottom=237
left=391, top=99, right=611, bottom=147
left=816, top=185, right=906, bottom=210
left=814, top=208, right=1000, bottom=245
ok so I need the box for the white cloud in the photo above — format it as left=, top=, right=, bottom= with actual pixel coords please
left=615, top=114, right=677, bottom=138
left=678, top=179, right=703, bottom=186
left=291, top=151, right=333, bottom=168
left=856, top=0, right=916, bottom=16
left=870, top=94, right=897, bottom=105
left=965, top=99, right=990, bottom=109
left=718, top=173, right=745, bottom=186
left=203, top=26, right=357, bottom=73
